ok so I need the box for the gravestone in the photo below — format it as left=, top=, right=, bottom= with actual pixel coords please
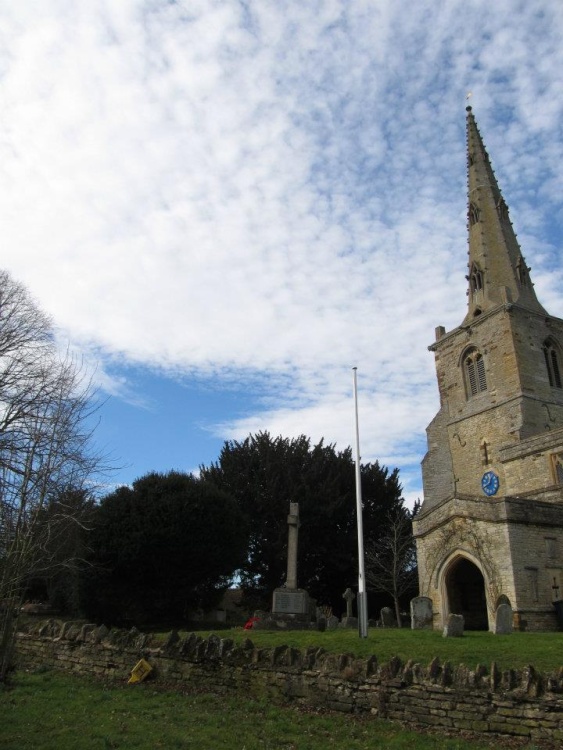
left=443, top=613, right=464, bottom=637
left=343, top=587, right=355, bottom=617
left=326, top=615, right=339, bottom=631
left=272, top=502, right=311, bottom=618
left=493, top=602, right=513, bottom=634
left=380, top=607, right=397, bottom=628
left=340, top=587, right=358, bottom=628
left=410, top=596, right=434, bottom=630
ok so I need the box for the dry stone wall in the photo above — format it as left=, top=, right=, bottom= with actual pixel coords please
left=14, top=621, right=563, bottom=744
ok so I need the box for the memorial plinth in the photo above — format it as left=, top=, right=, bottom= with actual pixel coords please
left=272, top=587, right=310, bottom=616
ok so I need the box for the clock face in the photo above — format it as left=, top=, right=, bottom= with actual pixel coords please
left=481, top=470, right=499, bottom=496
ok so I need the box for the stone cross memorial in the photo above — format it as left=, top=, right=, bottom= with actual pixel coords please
left=340, top=587, right=358, bottom=628
left=285, top=502, right=299, bottom=590
left=272, top=502, right=311, bottom=618
left=343, top=587, right=355, bottom=618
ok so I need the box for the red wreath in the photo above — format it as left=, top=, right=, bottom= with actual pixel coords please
left=243, top=616, right=260, bottom=630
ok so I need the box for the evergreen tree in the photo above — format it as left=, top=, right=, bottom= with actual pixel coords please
left=200, top=432, right=406, bottom=614
left=82, top=471, right=248, bottom=627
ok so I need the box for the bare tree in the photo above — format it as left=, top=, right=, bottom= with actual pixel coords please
left=0, top=270, right=102, bottom=682
left=365, top=504, right=419, bottom=627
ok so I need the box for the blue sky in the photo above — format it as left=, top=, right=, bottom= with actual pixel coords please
left=1, top=1, right=563, bottom=506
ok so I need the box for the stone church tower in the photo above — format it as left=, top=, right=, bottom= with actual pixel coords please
left=413, top=107, right=563, bottom=631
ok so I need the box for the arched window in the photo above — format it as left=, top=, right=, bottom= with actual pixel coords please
left=469, top=263, right=483, bottom=293
left=464, top=349, right=487, bottom=397
left=468, top=202, right=480, bottom=226
left=543, top=340, right=562, bottom=389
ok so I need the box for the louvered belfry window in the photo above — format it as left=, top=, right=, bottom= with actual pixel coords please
left=465, top=350, right=487, bottom=397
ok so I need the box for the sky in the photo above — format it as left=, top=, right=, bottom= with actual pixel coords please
left=1, top=1, right=563, bottom=507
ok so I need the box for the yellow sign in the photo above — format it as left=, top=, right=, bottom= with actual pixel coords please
left=127, top=658, right=152, bottom=684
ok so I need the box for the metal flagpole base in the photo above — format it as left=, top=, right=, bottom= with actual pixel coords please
left=357, top=591, right=369, bottom=638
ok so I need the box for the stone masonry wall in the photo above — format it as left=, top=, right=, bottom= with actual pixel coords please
left=414, top=493, right=563, bottom=631
left=14, top=621, right=563, bottom=744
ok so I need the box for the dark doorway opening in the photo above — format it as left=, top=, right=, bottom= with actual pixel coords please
left=445, top=557, right=488, bottom=630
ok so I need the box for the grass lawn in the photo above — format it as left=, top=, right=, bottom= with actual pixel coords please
left=166, top=627, right=563, bottom=675
left=0, top=670, right=552, bottom=750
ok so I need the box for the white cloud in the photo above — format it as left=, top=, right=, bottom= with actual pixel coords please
left=1, top=1, right=563, bottom=504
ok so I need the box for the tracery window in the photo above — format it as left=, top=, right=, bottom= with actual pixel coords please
left=543, top=340, right=562, bottom=389
left=464, top=349, right=487, bottom=397
left=469, top=263, right=483, bottom=293
left=468, top=202, right=480, bottom=226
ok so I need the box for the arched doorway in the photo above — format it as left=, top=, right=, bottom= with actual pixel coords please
left=444, top=556, right=488, bottom=630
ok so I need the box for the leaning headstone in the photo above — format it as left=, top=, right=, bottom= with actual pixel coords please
left=380, top=607, right=397, bottom=628
left=493, top=602, right=513, bottom=634
left=410, top=596, right=434, bottom=630
left=443, top=613, right=464, bottom=637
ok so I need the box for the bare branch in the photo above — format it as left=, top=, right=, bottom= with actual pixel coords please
left=365, top=508, right=417, bottom=627
left=0, top=270, right=104, bottom=682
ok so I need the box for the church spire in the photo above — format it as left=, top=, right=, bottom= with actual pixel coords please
left=463, top=106, right=546, bottom=324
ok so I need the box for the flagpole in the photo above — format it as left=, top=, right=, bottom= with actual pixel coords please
left=353, top=367, right=369, bottom=638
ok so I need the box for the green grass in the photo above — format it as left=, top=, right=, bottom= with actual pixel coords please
left=164, top=627, right=563, bottom=675
left=0, top=670, right=548, bottom=750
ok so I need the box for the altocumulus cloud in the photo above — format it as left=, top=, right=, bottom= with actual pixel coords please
left=1, top=1, right=563, bottom=504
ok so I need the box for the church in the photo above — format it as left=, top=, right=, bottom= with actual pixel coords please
left=413, top=107, right=563, bottom=631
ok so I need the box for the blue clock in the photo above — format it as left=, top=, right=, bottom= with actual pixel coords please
left=481, top=470, right=499, bottom=496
